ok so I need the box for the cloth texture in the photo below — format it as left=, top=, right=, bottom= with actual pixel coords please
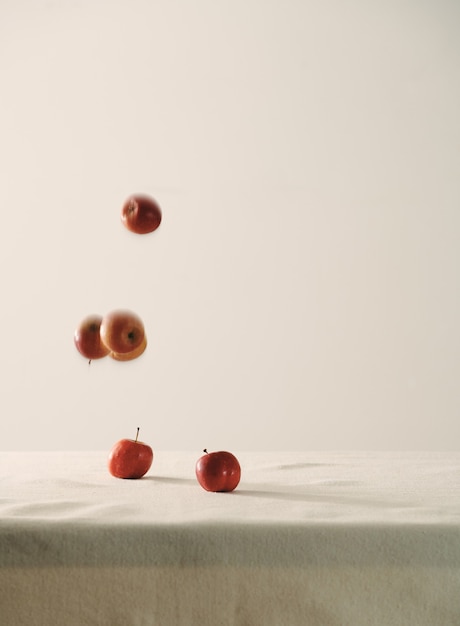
left=0, top=450, right=459, bottom=625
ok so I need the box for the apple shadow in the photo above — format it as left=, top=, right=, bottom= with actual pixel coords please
left=233, top=484, right=415, bottom=510
left=276, top=462, right=339, bottom=470
left=143, top=475, right=196, bottom=486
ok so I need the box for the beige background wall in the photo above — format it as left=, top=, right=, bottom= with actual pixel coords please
left=0, top=0, right=459, bottom=451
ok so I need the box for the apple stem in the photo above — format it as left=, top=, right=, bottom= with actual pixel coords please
left=203, top=449, right=208, bottom=454
left=88, top=359, right=92, bottom=366
left=135, top=427, right=140, bottom=443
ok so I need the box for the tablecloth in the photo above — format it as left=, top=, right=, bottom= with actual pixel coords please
left=1, top=450, right=459, bottom=625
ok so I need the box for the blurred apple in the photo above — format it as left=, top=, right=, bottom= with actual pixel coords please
left=74, top=314, right=110, bottom=360
left=121, top=194, right=162, bottom=234
left=195, top=449, right=241, bottom=492
left=100, top=309, right=146, bottom=355
left=109, top=335, right=147, bottom=361
left=108, top=428, right=153, bottom=479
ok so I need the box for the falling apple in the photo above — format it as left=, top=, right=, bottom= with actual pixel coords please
left=108, top=428, right=153, bottom=479
left=195, top=449, right=241, bottom=492
left=121, top=194, right=162, bottom=234
left=74, top=314, right=110, bottom=361
left=109, top=335, right=148, bottom=361
left=100, top=309, right=146, bottom=355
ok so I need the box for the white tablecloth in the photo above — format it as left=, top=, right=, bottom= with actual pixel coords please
left=1, top=451, right=459, bottom=625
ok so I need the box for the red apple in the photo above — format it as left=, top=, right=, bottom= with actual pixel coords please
left=108, top=428, right=153, bottom=479
left=195, top=449, right=241, bottom=492
left=109, top=335, right=147, bottom=361
left=100, top=309, right=146, bottom=355
left=74, top=314, right=110, bottom=360
left=121, top=194, right=162, bottom=234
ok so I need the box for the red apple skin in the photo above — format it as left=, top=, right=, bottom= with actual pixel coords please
left=108, top=437, right=153, bottom=479
left=121, top=194, right=162, bottom=234
left=74, top=314, right=110, bottom=360
left=109, top=335, right=147, bottom=361
left=195, top=450, right=241, bottom=492
left=100, top=309, right=145, bottom=355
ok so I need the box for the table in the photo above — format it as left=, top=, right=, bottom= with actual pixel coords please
left=1, top=451, right=459, bottom=625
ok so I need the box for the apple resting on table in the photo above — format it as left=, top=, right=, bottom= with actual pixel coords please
left=74, top=314, right=110, bottom=360
left=121, top=194, right=162, bottom=235
left=195, top=449, right=241, bottom=492
left=108, top=428, right=153, bottom=479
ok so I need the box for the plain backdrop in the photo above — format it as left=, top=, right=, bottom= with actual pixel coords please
left=0, top=0, right=459, bottom=451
